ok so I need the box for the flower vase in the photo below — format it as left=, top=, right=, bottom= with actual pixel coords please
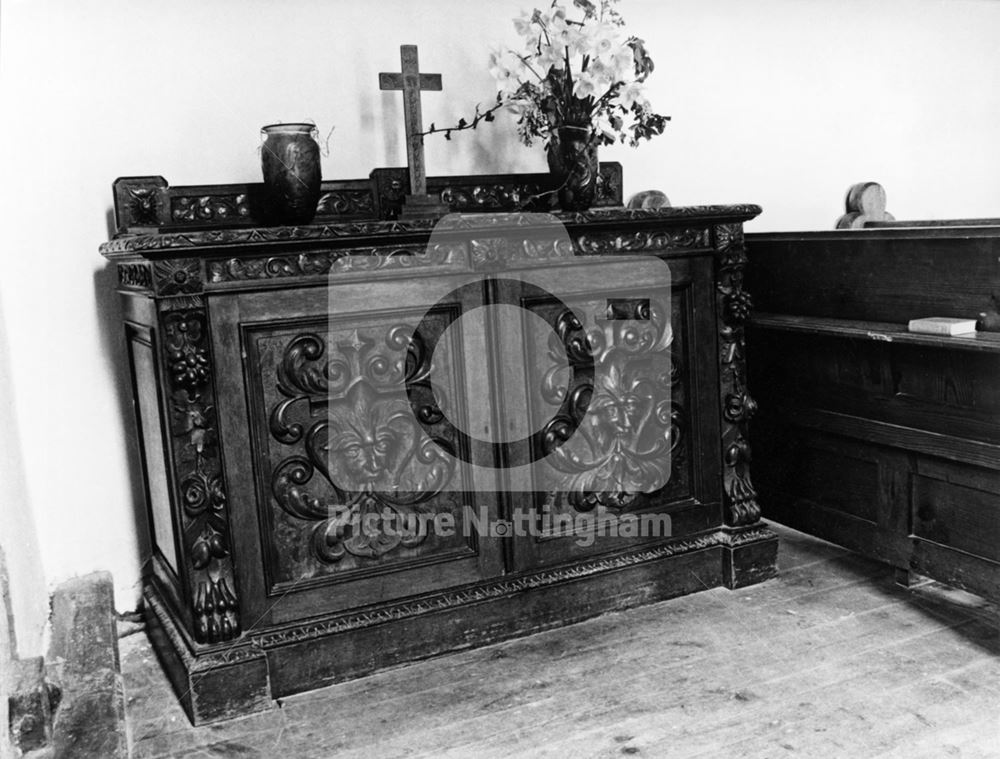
left=261, top=123, right=322, bottom=225
left=546, top=126, right=599, bottom=212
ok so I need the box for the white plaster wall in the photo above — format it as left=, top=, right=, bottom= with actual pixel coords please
left=0, top=0, right=997, bottom=654
left=0, top=293, right=48, bottom=659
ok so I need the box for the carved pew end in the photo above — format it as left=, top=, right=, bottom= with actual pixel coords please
left=836, top=181, right=895, bottom=229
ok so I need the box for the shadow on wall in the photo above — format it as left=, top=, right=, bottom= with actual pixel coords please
left=90, top=208, right=151, bottom=608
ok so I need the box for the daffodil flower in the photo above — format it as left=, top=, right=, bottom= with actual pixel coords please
left=616, top=81, right=644, bottom=109
left=430, top=0, right=669, bottom=150
left=572, top=72, right=599, bottom=99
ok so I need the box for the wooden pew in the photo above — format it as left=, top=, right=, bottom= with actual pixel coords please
left=746, top=184, right=1000, bottom=601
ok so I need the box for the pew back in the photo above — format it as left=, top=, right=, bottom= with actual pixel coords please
left=746, top=224, right=1000, bottom=601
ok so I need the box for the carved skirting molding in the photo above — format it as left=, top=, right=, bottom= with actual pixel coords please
left=714, top=223, right=761, bottom=526
left=251, top=528, right=757, bottom=648
left=158, top=305, right=241, bottom=643
left=148, top=524, right=775, bottom=659
left=144, top=587, right=262, bottom=669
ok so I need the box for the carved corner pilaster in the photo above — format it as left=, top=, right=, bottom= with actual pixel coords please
left=714, top=223, right=761, bottom=527
left=158, top=298, right=240, bottom=643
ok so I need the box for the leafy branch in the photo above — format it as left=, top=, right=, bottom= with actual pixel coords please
left=418, top=96, right=505, bottom=141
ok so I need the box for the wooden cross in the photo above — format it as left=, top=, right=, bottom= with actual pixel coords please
left=379, top=45, right=442, bottom=199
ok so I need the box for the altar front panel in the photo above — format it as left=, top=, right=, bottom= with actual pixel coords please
left=493, top=256, right=723, bottom=569
left=213, top=278, right=506, bottom=624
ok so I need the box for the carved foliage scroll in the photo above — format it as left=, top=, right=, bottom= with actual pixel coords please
left=265, top=316, right=461, bottom=573
left=159, top=304, right=240, bottom=643
left=715, top=223, right=761, bottom=526
left=173, top=194, right=250, bottom=224
left=532, top=295, right=685, bottom=515
left=207, top=243, right=463, bottom=283
left=574, top=228, right=710, bottom=256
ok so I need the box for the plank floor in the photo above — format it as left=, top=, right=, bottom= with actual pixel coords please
left=121, top=525, right=1000, bottom=758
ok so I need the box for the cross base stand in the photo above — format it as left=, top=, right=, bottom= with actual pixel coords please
left=399, top=194, right=452, bottom=221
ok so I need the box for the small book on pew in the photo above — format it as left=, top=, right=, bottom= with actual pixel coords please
left=907, top=317, right=978, bottom=336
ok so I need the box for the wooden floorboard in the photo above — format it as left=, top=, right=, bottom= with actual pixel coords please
left=121, top=523, right=1000, bottom=758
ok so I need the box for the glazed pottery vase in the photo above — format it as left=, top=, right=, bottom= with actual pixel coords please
left=546, top=125, right=599, bottom=212
left=261, top=123, right=322, bottom=225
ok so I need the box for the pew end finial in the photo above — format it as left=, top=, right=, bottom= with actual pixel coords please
left=836, top=181, right=894, bottom=229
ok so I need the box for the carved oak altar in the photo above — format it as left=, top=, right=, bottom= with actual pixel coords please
left=102, top=172, right=776, bottom=723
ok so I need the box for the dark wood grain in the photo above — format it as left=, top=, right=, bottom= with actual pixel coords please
left=747, top=226, right=1000, bottom=608
left=111, top=165, right=631, bottom=234
left=747, top=230, right=1000, bottom=325
left=107, top=203, right=776, bottom=724
left=754, top=313, right=1000, bottom=354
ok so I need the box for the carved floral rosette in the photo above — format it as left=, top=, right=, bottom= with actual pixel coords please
left=714, top=223, right=761, bottom=526
left=158, top=300, right=240, bottom=643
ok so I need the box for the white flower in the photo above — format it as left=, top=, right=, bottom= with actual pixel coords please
left=536, top=44, right=566, bottom=73
left=585, top=21, right=620, bottom=58
left=477, top=1, right=668, bottom=149
left=572, top=71, right=599, bottom=99
left=595, top=113, right=617, bottom=142
left=489, top=48, right=525, bottom=96
left=608, top=46, right=636, bottom=81
left=583, top=59, right=614, bottom=94
left=513, top=11, right=534, bottom=37
left=548, top=10, right=585, bottom=55
left=615, top=81, right=644, bottom=109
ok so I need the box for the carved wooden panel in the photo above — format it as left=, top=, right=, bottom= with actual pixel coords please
left=245, top=308, right=479, bottom=590
left=715, top=223, right=760, bottom=526
left=486, top=257, right=706, bottom=571
left=520, top=286, right=691, bottom=522
left=128, top=327, right=179, bottom=574
left=158, top=302, right=240, bottom=643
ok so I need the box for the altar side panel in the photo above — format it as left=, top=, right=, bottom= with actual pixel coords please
left=127, top=325, right=180, bottom=576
